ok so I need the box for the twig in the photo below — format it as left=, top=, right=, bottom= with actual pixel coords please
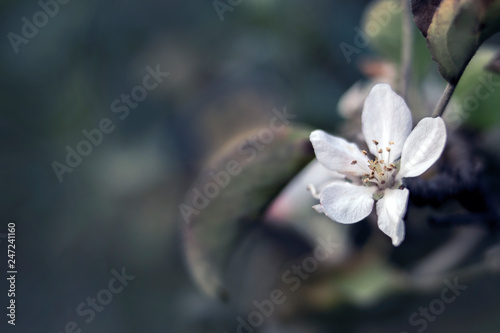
left=400, top=0, right=413, bottom=100
left=432, top=83, right=456, bottom=118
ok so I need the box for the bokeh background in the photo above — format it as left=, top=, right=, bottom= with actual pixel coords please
left=2, top=0, right=500, bottom=332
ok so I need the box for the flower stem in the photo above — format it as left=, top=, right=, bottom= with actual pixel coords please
left=432, top=83, right=456, bottom=118
left=400, top=0, right=413, bottom=101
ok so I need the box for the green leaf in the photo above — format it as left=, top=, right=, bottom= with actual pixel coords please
left=450, top=47, right=500, bottom=129
left=182, top=125, right=314, bottom=298
left=412, top=0, right=500, bottom=84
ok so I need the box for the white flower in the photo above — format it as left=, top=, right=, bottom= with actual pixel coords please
left=309, top=84, right=447, bottom=246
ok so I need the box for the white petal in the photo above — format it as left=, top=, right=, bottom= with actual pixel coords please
left=303, top=160, right=344, bottom=193
left=319, top=182, right=376, bottom=224
left=361, top=84, right=413, bottom=162
left=398, top=117, right=447, bottom=179
left=376, top=188, right=409, bottom=246
left=310, top=130, right=370, bottom=176
left=265, top=160, right=341, bottom=221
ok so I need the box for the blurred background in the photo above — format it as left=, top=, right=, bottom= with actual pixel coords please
left=1, top=0, right=500, bottom=332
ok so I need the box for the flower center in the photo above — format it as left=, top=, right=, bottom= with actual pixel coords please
left=351, top=140, right=398, bottom=189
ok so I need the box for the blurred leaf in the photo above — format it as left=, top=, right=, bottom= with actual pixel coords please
left=361, top=0, right=432, bottom=83
left=182, top=124, right=314, bottom=298
left=451, top=47, right=500, bottom=129
left=293, top=253, right=405, bottom=311
left=412, top=0, right=500, bottom=84
left=333, top=256, right=403, bottom=305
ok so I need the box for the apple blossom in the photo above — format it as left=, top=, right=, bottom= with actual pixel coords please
left=309, top=84, right=447, bottom=246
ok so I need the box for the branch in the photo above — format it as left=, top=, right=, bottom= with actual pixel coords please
left=432, top=83, right=456, bottom=118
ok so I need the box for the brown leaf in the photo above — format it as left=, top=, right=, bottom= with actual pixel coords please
left=412, top=0, right=443, bottom=36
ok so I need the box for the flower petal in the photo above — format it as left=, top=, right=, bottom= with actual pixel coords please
left=398, top=117, right=447, bottom=179
left=265, top=160, right=342, bottom=221
left=361, top=84, right=412, bottom=162
left=376, top=188, right=409, bottom=246
left=310, top=130, right=370, bottom=176
left=319, top=182, right=376, bottom=224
